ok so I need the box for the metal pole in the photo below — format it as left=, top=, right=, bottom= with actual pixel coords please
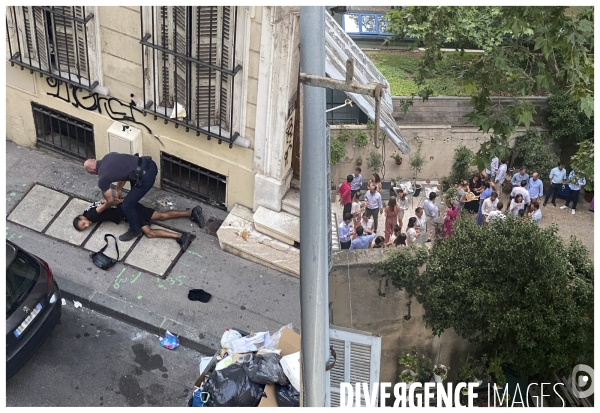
left=299, top=6, right=328, bottom=407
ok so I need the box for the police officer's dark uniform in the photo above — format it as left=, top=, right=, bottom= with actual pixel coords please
left=96, top=152, right=158, bottom=241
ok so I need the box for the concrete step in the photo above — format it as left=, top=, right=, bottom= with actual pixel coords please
left=281, top=188, right=300, bottom=217
left=217, top=205, right=299, bottom=278
left=253, top=206, right=299, bottom=246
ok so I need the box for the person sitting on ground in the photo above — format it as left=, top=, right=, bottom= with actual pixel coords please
left=529, top=202, right=542, bottom=226
left=385, top=225, right=402, bottom=247
left=393, top=233, right=407, bottom=247
left=405, top=217, right=420, bottom=246
left=371, top=236, right=386, bottom=249
left=358, top=211, right=374, bottom=238
left=349, top=225, right=377, bottom=250
left=509, top=194, right=525, bottom=216
left=73, top=201, right=204, bottom=251
left=338, top=213, right=354, bottom=250
left=486, top=201, right=506, bottom=224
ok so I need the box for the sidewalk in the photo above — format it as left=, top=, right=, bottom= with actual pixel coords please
left=5, top=141, right=300, bottom=354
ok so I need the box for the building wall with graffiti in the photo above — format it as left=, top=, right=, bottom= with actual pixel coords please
left=6, top=6, right=301, bottom=213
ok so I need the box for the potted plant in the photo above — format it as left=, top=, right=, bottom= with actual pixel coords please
left=398, top=346, right=433, bottom=383
left=433, top=364, right=449, bottom=383
left=356, top=156, right=362, bottom=166
left=426, top=179, right=431, bottom=184
left=440, top=176, right=452, bottom=192
left=367, top=150, right=383, bottom=175
left=409, top=141, right=426, bottom=182
left=390, top=153, right=403, bottom=165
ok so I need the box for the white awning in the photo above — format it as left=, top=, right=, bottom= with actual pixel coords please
left=324, top=12, right=410, bottom=154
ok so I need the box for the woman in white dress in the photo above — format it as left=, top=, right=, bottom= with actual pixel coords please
left=350, top=192, right=364, bottom=229
left=396, top=189, right=409, bottom=230
left=405, top=217, right=420, bottom=246
left=509, top=194, right=525, bottom=216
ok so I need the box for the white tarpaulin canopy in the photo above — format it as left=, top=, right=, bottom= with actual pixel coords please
left=324, top=12, right=410, bottom=154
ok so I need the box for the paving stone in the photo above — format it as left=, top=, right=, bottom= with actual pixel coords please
left=45, top=198, right=97, bottom=245
left=83, top=221, right=137, bottom=261
left=124, top=225, right=182, bottom=276
left=7, top=185, right=69, bottom=232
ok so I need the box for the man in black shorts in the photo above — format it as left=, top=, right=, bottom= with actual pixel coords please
left=73, top=201, right=205, bottom=251
left=84, top=152, right=159, bottom=242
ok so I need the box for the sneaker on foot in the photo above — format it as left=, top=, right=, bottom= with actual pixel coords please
left=119, top=230, right=142, bottom=242
left=177, top=232, right=192, bottom=251
left=191, top=205, right=205, bottom=228
left=552, top=202, right=556, bottom=207
left=560, top=205, right=569, bottom=209
left=543, top=203, right=547, bottom=207
left=572, top=209, right=576, bottom=215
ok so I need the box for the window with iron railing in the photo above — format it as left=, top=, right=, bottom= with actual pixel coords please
left=6, top=6, right=100, bottom=91
left=140, top=6, right=242, bottom=146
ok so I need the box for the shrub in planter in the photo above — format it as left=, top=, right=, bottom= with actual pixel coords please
left=330, top=138, right=347, bottom=165
left=367, top=150, right=383, bottom=175
left=390, top=153, right=402, bottom=165
left=355, top=156, right=362, bottom=166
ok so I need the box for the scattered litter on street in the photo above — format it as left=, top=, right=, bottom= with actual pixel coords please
left=73, top=301, right=82, bottom=309
left=188, top=324, right=300, bottom=407
left=61, top=298, right=66, bottom=306
left=160, top=330, right=180, bottom=350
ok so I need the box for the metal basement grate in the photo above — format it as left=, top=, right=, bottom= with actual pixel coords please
left=160, top=152, right=227, bottom=210
left=32, top=102, right=95, bottom=161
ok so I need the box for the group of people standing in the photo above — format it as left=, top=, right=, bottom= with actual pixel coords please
left=338, top=157, right=585, bottom=250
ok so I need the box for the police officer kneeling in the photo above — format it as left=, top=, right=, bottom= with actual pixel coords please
left=84, top=152, right=158, bottom=241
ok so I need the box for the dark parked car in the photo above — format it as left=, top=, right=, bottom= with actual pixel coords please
left=6, top=241, right=61, bottom=379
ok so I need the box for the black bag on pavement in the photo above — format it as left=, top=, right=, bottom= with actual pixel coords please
left=243, top=353, right=290, bottom=385
left=204, top=363, right=265, bottom=407
left=90, top=234, right=119, bottom=270
left=275, top=383, right=300, bottom=407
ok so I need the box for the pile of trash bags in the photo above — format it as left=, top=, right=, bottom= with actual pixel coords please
left=190, top=325, right=300, bottom=407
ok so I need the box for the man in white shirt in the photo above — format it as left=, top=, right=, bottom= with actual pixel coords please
left=494, top=159, right=508, bottom=190
left=422, top=192, right=439, bottom=240
left=358, top=212, right=374, bottom=236
left=486, top=156, right=499, bottom=182
left=509, top=180, right=531, bottom=212
left=481, top=191, right=499, bottom=226
left=364, top=184, right=383, bottom=233
left=486, top=201, right=506, bottom=224
left=414, top=207, right=428, bottom=243
left=529, top=202, right=542, bottom=225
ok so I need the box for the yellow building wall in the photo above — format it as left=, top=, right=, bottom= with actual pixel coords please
left=6, top=6, right=264, bottom=212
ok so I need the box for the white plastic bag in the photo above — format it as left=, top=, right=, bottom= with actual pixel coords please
left=220, top=328, right=242, bottom=351
left=230, top=331, right=270, bottom=353
left=264, top=323, right=294, bottom=350
left=280, top=351, right=300, bottom=392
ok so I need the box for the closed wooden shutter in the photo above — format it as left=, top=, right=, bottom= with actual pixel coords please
left=327, top=326, right=382, bottom=407
left=157, top=6, right=233, bottom=130
left=48, top=6, right=88, bottom=78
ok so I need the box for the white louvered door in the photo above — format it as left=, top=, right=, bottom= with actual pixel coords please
left=327, top=326, right=382, bottom=407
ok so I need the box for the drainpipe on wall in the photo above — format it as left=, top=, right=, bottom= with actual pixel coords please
left=299, top=6, right=329, bottom=407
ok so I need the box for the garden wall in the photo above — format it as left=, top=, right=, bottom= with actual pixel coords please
left=329, top=248, right=473, bottom=384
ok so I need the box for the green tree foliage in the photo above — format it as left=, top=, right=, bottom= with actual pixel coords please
left=471, top=135, right=512, bottom=173
left=512, top=130, right=559, bottom=177
left=546, top=92, right=594, bottom=146
left=330, top=138, right=347, bottom=165
left=385, top=6, right=594, bottom=140
left=379, top=215, right=594, bottom=379
left=449, top=145, right=474, bottom=183
left=569, top=139, right=594, bottom=191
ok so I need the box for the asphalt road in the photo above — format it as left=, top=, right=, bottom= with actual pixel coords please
left=6, top=302, right=206, bottom=407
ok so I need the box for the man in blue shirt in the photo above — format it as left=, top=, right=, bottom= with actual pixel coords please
left=559, top=170, right=586, bottom=215
left=350, top=167, right=363, bottom=201
left=544, top=163, right=567, bottom=207
left=511, top=167, right=529, bottom=188
left=526, top=172, right=544, bottom=205
left=349, top=225, right=377, bottom=250
left=338, top=213, right=354, bottom=249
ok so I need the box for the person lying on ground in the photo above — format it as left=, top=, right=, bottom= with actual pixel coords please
left=73, top=201, right=205, bottom=251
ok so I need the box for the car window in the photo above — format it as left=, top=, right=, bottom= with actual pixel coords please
left=6, top=251, right=40, bottom=316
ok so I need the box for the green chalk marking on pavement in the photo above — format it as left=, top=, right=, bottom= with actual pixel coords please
left=116, top=268, right=126, bottom=279
left=22, top=184, right=26, bottom=186
left=137, top=295, right=143, bottom=300
left=180, top=262, right=190, bottom=266
left=130, top=272, right=141, bottom=284
left=10, top=192, right=16, bottom=197
left=186, top=250, right=203, bottom=259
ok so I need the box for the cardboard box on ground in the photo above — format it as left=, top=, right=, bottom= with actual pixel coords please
left=194, top=327, right=300, bottom=407
left=258, top=327, right=300, bottom=407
